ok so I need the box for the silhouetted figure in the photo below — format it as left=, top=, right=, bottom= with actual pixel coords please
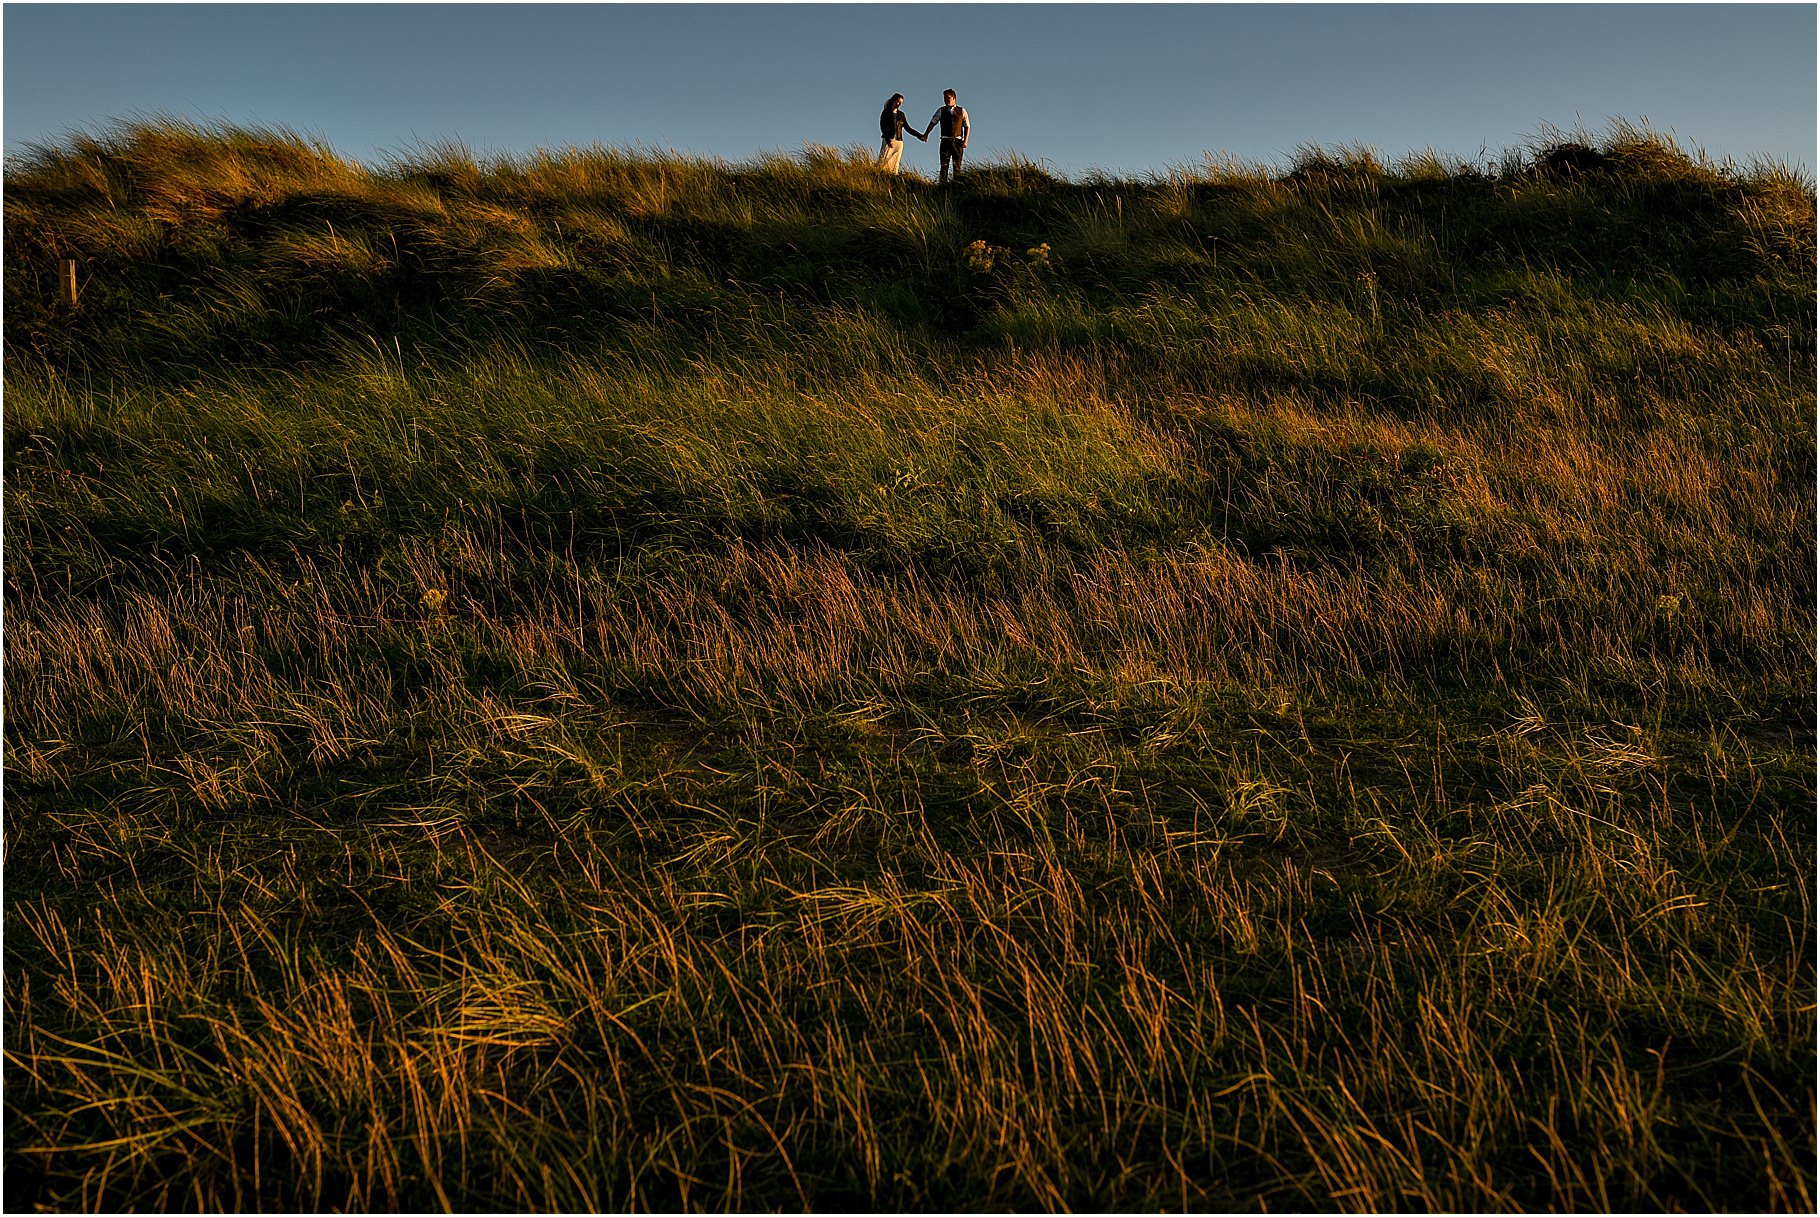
left=924, top=89, right=969, bottom=184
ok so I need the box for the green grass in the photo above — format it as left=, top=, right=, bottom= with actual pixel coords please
left=5, top=118, right=1814, bottom=1211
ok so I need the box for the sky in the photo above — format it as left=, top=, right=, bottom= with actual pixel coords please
left=3, top=3, right=1814, bottom=179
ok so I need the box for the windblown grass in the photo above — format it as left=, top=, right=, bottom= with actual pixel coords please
left=5, top=118, right=1813, bottom=1211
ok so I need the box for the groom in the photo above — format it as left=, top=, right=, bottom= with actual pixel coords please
left=923, top=89, right=970, bottom=184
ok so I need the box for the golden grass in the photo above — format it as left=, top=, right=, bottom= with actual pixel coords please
left=5, top=121, right=1812, bottom=1210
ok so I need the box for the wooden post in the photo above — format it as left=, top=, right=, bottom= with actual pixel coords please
left=59, top=258, right=78, bottom=307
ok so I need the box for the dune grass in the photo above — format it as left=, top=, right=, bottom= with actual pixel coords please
left=4, top=118, right=1814, bottom=1211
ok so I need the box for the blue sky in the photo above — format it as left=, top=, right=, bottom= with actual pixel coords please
left=4, top=4, right=1814, bottom=178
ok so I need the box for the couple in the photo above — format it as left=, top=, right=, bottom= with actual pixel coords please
left=879, top=89, right=970, bottom=183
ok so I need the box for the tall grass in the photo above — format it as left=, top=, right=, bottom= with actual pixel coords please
left=5, top=118, right=1814, bottom=1210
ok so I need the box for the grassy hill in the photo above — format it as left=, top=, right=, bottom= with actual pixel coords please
left=4, top=119, right=1814, bottom=1211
